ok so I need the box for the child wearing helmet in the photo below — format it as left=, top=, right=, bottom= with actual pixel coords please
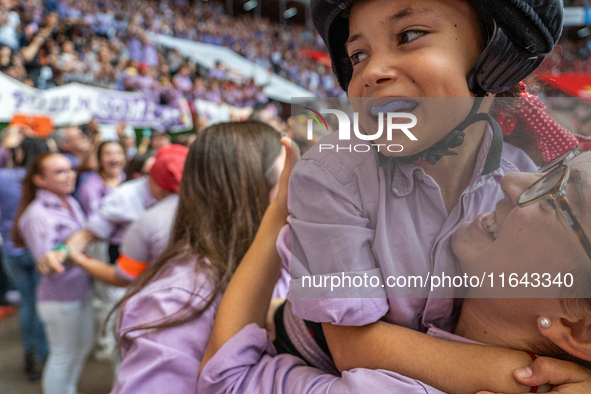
left=266, top=0, right=583, bottom=392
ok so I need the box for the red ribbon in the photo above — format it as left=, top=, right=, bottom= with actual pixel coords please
left=494, top=82, right=583, bottom=163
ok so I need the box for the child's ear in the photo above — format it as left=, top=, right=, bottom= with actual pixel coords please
left=538, top=315, right=591, bottom=362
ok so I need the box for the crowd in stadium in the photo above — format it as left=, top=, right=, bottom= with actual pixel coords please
left=0, top=0, right=343, bottom=103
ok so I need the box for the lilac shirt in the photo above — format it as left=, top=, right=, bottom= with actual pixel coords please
left=18, top=189, right=91, bottom=302
left=0, top=167, right=26, bottom=255
left=283, top=126, right=537, bottom=335
left=78, top=171, right=125, bottom=217
left=115, top=194, right=179, bottom=281
left=87, top=177, right=157, bottom=245
left=112, top=256, right=290, bottom=394
left=111, top=256, right=219, bottom=394
left=197, top=323, right=481, bottom=394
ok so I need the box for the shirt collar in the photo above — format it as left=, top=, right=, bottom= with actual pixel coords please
left=36, top=189, right=67, bottom=208
left=389, top=123, right=502, bottom=197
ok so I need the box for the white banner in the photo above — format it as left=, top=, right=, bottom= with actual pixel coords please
left=151, top=33, right=314, bottom=103
left=0, top=73, right=193, bottom=132
left=195, top=99, right=253, bottom=127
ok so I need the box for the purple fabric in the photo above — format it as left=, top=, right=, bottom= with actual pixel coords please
left=173, top=74, right=193, bottom=93
left=208, top=67, right=227, bottom=80
left=112, top=253, right=290, bottom=393
left=128, top=75, right=161, bottom=104
left=280, top=127, right=538, bottom=338
left=18, top=189, right=91, bottom=302
left=0, top=146, right=10, bottom=168
left=78, top=171, right=124, bottom=217
left=144, top=43, right=159, bottom=68
left=86, top=177, right=157, bottom=245
left=115, top=194, right=179, bottom=281
left=127, top=39, right=144, bottom=62
left=0, top=167, right=26, bottom=255
left=204, top=89, right=222, bottom=104
left=197, top=323, right=447, bottom=394
left=112, top=256, right=219, bottom=394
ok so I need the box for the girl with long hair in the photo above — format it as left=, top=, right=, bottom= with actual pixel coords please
left=13, top=152, right=93, bottom=394
left=111, top=121, right=287, bottom=394
left=77, top=140, right=126, bottom=362
left=78, top=140, right=126, bottom=217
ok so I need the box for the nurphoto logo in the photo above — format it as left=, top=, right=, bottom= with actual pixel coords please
left=303, top=107, right=418, bottom=153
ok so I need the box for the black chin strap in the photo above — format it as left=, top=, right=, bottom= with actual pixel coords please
left=377, top=91, right=504, bottom=175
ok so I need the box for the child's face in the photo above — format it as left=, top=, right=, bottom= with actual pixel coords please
left=346, top=0, right=484, bottom=154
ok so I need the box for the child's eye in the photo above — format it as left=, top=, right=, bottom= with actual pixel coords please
left=398, top=29, right=427, bottom=44
left=347, top=52, right=368, bottom=66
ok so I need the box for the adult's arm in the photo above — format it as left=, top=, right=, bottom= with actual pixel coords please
left=68, top=249, right=129, bottom=287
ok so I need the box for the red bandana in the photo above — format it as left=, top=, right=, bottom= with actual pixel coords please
left=495, top=82, right=588, bottom=163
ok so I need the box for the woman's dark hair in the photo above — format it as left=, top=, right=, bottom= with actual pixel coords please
left=12, top=152, right=59, bottom=248
left=96, top=140, right=126, bottom=177
left=13, top=137, right=50, bottom=168
left=114, top=121, right=283, bottom=339
left=125, top=152, right=153, bottom=181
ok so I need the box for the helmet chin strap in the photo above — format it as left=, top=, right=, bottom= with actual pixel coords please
left=377, top=88, right=504, bottom=176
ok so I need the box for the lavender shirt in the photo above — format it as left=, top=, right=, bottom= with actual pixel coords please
left=111, top=257, right=219, bottom=394
left=78, top=171, right=125, bottom=217
left=282, top=125, right=538, bottom=335
left=87, top=177, right=157, bottom=245
left=0, top=167, right=26, bottom=256
left=112, top=256, right=290, bottom=394
left=197, top=323, right=475, bottom=394
left=115, top=194, right=179, bottom=281
left=18, top=189, right=91, bottom=302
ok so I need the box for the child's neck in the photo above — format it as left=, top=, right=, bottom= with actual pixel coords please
left=423, top=122, right=487, bottom=214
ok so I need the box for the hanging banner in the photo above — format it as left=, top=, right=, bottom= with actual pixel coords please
left=0, top=73, right=193, bottom=132
left=194, top=99, right=253, bottom=126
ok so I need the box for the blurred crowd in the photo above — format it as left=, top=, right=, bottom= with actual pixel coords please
left=1, top=0, right=589, bottom=103
left=0, top=0, right=343, bottom=105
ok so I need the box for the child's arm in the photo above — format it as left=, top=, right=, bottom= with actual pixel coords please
left=323, top=322, right=538, bottom=394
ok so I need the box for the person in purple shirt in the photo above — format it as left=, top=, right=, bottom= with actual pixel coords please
left=110, top=121, right=286, bottom=394
left=199, top=148, right=591, bottom=393
left=277, top=0, right=577, bottom=387
left=172, top=65, right=193, bottom=96
left=78, top=140, right=126, bottom=217
left=0, top=138, right=49, bottom=380
left=77, top=140, right=126, bottom=362
left=13, top=152, right=92, bottom=394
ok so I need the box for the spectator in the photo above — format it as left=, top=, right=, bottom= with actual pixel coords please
left=150, top=130, right=171, bottom=151
left=14, top=153, right=92, bottom=394
left=51, top=127, right=90, bottom=169
left=0, top=137, right=49, bottom=380
left=0, top=0, right=20, bottom=50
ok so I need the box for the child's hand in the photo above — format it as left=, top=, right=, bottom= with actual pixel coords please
left=275, top=135, right=300, bottom=219
left=265, top=298, right=285, bottom=342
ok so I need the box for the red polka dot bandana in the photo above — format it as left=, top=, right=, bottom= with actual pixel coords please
left=495, top=82, right=583, bottom=163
